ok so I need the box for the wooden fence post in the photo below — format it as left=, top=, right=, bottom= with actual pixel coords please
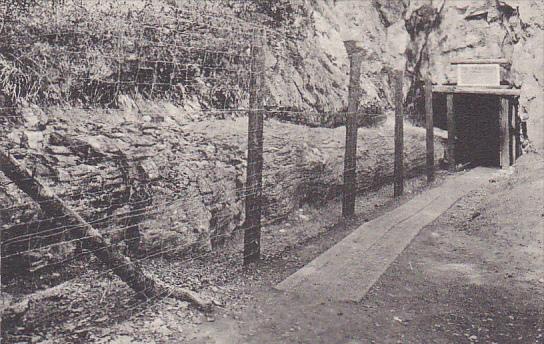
left=342, top=41, right=364, bottom=218
left=446, top=93, right=456, bottom=172
left=424, top=46, right=434, bottom=183
left=425, top=77, right=434, bottom=182
left=243, top=31, right=266, bottom=265
left=509, top=98, right=515, bottom=165
left=393, top=70, right=404, bottom=197
left=514, top=99, right=522, bottom=159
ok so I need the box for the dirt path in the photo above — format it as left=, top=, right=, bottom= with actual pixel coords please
left=277, top=167, right=497, bottom=302
left=189, top=154, right=544, bottom=344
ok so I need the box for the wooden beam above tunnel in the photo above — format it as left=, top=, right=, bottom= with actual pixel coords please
left=432, top=85, right=521, bottom=97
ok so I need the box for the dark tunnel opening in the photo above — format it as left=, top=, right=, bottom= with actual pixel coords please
left=433, top=94, right=501, bottom=168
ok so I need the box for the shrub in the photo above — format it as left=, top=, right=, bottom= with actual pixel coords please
left=0, top=0, right=258, bottom=109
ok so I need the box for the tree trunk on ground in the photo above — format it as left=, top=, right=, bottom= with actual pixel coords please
left=0, top=149, right=212, bottom=312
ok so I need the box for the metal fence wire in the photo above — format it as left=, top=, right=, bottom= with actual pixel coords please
left=1, top=0, right=267, bottom=302
left=0, top=1, right=423, bottom=341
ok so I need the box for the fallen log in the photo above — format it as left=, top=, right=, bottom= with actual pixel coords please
left=0, top=149, right=212, bottom=312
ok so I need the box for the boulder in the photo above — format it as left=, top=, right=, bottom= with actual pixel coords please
left=21, top=131, right=44, bottom=150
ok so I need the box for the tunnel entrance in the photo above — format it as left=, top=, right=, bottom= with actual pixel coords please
left=429, top=59, right=522, bottom=171
left=433, top=94, right=502, bottom=168
left=454, top=94, right=501, bottom=167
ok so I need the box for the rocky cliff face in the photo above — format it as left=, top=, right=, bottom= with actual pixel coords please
left=382, top=0, right=542, bottom=148
left=265, top=0, right=393, bottom=115
left=277, top=0, right=542, bottom=147
left=0, top=107, right=444, bottom=275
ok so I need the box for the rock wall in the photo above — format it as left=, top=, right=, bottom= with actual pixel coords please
left=266, top=0, right=542, bottom=148
left=0, top=106, right=445, bottom=273
left=379, top=0, right=543, bottom=149
left=264, top=0, right=394, bottom=114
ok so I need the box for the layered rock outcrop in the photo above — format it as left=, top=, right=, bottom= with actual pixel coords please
left=0, top=106, right=445, bottom=273
left=264, top=0, right=393, bottom=115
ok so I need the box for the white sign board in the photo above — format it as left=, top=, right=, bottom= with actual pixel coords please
left=457, top=64, right=500, bottom=86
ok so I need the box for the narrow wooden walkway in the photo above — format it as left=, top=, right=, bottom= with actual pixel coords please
left=276, top=167, right=498, bottom=302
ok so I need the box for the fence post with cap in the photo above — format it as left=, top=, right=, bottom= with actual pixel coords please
left=342, top=40, right=364, bottom=217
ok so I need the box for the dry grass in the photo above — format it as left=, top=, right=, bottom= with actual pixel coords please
left=0, top=0, right=262, bottom=108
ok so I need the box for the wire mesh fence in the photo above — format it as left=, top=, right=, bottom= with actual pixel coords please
left=0, top=0, right=431, bottom=341
left=0, top=2, right=263, bottom=336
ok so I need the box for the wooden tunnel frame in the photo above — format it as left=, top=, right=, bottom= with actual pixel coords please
left=429, top=85, right=522, bottom=171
